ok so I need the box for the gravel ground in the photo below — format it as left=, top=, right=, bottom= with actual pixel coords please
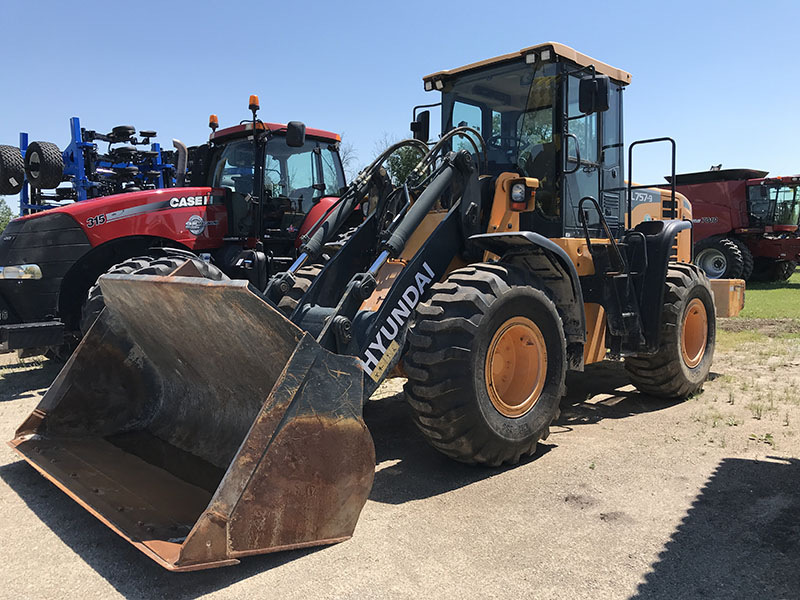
left=1, top=326, right=799, bottom=600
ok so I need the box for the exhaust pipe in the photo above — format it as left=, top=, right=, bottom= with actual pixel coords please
left=172, top=139, right=188, bottom=187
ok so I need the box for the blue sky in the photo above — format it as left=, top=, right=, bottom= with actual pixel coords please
left=2, top=0, right=798, bottom=214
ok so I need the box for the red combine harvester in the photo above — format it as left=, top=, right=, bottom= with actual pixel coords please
left=0, top=97, right=353, bottom=356
left=667, top=169, right=800, bottom=280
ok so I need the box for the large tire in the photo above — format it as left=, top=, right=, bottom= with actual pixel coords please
left=775, top=260, right=797, bottom=282
left=0, top=144, right=24, bottom=195
left=624, top=263, right=715, bottom=399
left=730, top=237, right=754, bottom=280
left=276, top=264, right=323, bottom=316
left=751, top=258, right=797, bottom=282
left=24, top=141, right=64, bottom=189
left=693, top=236, right=743, bottom=279
left=403, top=263, right=566, bottom=466
left=80, top=255, right=227, bottom=335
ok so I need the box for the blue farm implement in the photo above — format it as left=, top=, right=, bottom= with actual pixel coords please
left=0, top=117, right=184, bottom=215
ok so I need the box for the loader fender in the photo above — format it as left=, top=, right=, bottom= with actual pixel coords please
left=629, top=219, right=693, bottom=351
left=469, top=231, right=585, bottom=370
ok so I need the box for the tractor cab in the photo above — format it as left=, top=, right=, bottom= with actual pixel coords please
left=193, top=105, right=347, bottom=263
left=747, top=175, right=800, bottom=231
left=415, top=42, right=631, bottom=240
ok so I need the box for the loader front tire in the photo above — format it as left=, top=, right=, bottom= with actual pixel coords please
left=404, top=263, right=566, bottom=466
left=80, top=255, right=226, bottom=335
left=624, top=263, right=715, bottom=399
left=276, top=264, right=323, bottom=316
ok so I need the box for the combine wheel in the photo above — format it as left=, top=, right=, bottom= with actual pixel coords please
left=276, top=264, right=323, bottom=316
left=775, top=260, right=797, bottom=282
left=404, top=263, right=566, bottom=466
left=80, top=255, right=227, bottom=335
left=0, top=144, right=25, bottom=195
left=730, top=238, right=754, bottom=280
left=24, top=141, right=64, bottom=189
left=693, top=236, right=743, bottom=279
left=624, top=263, right=715, bottom=399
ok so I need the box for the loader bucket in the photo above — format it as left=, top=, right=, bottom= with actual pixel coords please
left=8, top=273, right=375, bottom=571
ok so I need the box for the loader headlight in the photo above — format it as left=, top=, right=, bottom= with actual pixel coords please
left=510, top=183, right=526, bottom=204
left=0, top=264, right=42, bottom=279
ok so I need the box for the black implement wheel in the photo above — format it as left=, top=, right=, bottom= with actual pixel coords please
left=730, top=237, right=754, bottom=280
left=276, top=264, right=323, bottom=316
left=80, top=255, right=227, bottom=335
left=403, top=263, right=566, bottom=466
left=693, top=236, right=743, bottom=279
left=624, top=263, right=715, bottom=399
left=0, top=144, right=24, bottom=195
left=25, top=141, right=64, bottom=189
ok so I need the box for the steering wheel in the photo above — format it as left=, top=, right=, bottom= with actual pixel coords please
left=486, top=133, right=520, bottom=149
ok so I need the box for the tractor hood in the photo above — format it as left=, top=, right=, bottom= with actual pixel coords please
left=9, top=188, right=229, bottom=250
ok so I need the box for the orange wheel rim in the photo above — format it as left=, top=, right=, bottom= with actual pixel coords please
left=681, top=298, right=708, bottom=369
left=485, top=316, right=547, bottom=418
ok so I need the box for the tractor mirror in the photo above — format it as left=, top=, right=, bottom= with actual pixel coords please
left=411, top=110, right=430, bottom=143
left=579, top=75, right=610, bottom=114
left=286, top=121, right=306, bottom=147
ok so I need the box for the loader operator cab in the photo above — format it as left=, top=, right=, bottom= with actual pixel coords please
left=418, top=43, right=630, bottom=240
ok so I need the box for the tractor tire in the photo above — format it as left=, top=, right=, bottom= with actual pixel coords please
left=80, top=255, right=227, bottom=335
left=403, top=263, right=566, bottom=466
left=0, top=144, right=25, bottom=195
left=624, top=263, right=715, bottom=399
left=276, top=264, right=323, bottom=316
left=751, top=258, right=797, bottom=282
left=730, top=238, right=754, bottom=280
left=775, top=260, right=797, bottom=282
left=693, top=236, right=743, bottom=279
left=25, top=141, right=64, bottom=189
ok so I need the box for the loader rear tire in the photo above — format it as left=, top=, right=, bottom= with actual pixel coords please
left=404, top=263, right=566, bottom=466
left=25, top=141, right=64, bottom=189
left=276, top=264, right=323, bottom=316
left=80, top=255, right=226, bottom=335
left=624, top=263, right=715, bottom=399
left=0, top=144, right=25, bottom=195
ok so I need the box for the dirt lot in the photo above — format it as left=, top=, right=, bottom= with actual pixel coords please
left=1, top=321, right=799, bottom=599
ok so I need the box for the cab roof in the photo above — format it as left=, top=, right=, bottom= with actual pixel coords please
left=423, top=41, right=632, bottom=87
left=210, top=122, right=341, bottom=143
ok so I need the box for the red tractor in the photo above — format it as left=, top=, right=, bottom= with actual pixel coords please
left=0, top=98, right=354, bottom=357
left=668, top=169, right=800, bottom=280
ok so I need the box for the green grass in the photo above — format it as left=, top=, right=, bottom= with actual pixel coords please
left=738, top=271, right=800, bottom=319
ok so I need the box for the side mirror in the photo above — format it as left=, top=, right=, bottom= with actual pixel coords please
left=410, top=110, right=430, bottom=143
left=579, top=75, right=610, bottom=114
left=286, top=121, right=306, bottom=147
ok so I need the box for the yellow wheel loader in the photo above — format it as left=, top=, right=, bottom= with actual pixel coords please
left=10, top=42, right=718, bottom=571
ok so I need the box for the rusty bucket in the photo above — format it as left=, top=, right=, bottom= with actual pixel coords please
left=9, top=271, right=375, bottom=571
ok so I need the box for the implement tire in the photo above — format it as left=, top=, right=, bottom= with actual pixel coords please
left=80, top=255, right=227, bottom=335
left=624, top=263, right=715, bottom=399
left=0, top=144, right=25, bottom=195
left=404, top=262, right=566, bottom=466
left=276, top=264, right=323, bottom=316
left=25, top=141, right=64, bottom=189
left=694, top=236, right=743, bottom=279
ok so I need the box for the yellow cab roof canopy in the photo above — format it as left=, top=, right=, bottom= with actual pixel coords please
left=422, top=41, right=632, bottom=91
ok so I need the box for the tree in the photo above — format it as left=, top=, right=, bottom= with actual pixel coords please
left=373, top=133, right=426, bottom=186
left=0, top=197, right=12, bottom=232
left=337, top=135, right=360, bottom=182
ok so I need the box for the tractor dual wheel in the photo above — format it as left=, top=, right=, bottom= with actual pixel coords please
left=404, top=263, right=566, bottom=466
left=0, top=144, right=25, bottom=195
left=730, top=238, right=754, bottom=280
left=24, top=141, right=64, bottom=189
left=276, top=264, right=324, bottom=317
left=624, top=263, right=715, bottom=399
left=80, top=255, right=227, bottom=335
left=693, top=236, right=744, bottom=279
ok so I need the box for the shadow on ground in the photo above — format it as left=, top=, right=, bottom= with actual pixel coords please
left=0, top=461, right=320, bottom=599
left=0, top=358, right=61, bottom=402
left=630, top=456, right=800, bottom=599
